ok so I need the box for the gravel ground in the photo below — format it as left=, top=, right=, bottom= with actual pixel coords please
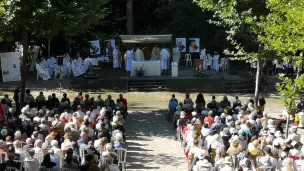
left=125, top=103, right=188, bottom=171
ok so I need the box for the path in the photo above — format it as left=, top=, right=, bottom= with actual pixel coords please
left=125, top=105, right=187, bottom=171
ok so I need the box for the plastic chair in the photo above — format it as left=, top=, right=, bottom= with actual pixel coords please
left=185, top=54, right=192, bottom=66
left=115, top=148, right=127, bottom=171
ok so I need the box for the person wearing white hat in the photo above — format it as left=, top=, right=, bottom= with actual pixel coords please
left=273, top=131, right=284, bottom=147
left=219, top=156, right=235, bottom=171
left=193, top=159, right=212, bottom=171
left=289, top=141, right=302, bottom=160
left=190, top=111, right=201, bottom=125
left=201, top=123, right=210, bottom=138
left=176, top=111, right=187, bottom=140
left=287, top=126, right=300, bottom=142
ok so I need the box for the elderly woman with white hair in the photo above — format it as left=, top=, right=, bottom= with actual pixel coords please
left=101, top=143, right=118, bottom=164
left=50, top=140, right=61, bottom=155
left=113, top=132, right=126, bottom=149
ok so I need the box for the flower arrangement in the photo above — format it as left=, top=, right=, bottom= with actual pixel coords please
left=134, top=67, right=145, bottom=77
left=195, top=64, right=204, bottom=78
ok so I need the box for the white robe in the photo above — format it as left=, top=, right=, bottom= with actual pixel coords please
left=134, top=49, right=144, bottom=62
left=200, top=49, right=206, bottom=70
left=41, top=59, right=51, bottom=75
left=125, top=50, right=134, bottom=72
left=63, top=56, right=71, bottom=76
left=151, top=47, right=160, bottom=60
left=224, top=57, right=230, bottom=69
left=113, top=48, right=120, bottom=68
left=213, top=55, right=219, bottom=71
left=160, top=48, right=169, bottom=70
left=172, top=47, right=180, bottom=63
left=71, top=60, right=82, bottom=77
left=36, top=63, right=51, bottom=80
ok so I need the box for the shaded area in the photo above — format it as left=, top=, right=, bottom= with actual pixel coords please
left=125, top=107, right=187, bottom=170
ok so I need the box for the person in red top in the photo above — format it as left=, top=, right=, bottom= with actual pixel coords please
left=119, top=94, right=128, bottom=110
left=204, top=111, right=214, bottom=126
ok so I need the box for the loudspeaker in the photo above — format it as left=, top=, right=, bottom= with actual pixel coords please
left=57, top=56, right=63, bottom=65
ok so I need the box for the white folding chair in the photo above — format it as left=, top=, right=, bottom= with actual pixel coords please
left=23, top=160, right=39, bottom=171
left=34, top=152, right=44, bottom=164
left=185, top=54, right=192, bottom=66
left=115, top=148, right=127, bottom=171
left=0, top=152, right=8, bottom=163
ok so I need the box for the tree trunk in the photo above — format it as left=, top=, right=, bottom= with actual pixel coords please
left=254, top=51, right=262, bottom=107
left=48, top=38, right=51, bottom=58
left=126, top=0, right=134, bottom=34
left=20, top=28, right=28, bottom=110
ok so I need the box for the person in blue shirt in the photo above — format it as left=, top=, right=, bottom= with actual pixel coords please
left=168, top=94, right=178, bottom=110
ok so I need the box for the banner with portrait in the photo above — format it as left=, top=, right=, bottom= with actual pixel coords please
left=0, top=52, right=21, bottom=82
left=89, top=40, right=101, bottom=55
left=188, top=38, right=200, bottom=53
left=176, top=38, right=186, bottom=52
left=106, top=39, right=115, bottom=56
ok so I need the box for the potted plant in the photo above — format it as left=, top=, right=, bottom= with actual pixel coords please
left=195, top=64, right=204, bottom=78
left=134, top=67, right=145, bottom=77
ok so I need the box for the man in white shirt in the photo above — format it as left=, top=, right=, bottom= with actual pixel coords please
left=160, top=47, right=169, bottom=70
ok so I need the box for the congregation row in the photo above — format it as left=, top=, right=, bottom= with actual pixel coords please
left=0, top=90, right=128, bottom=171
left=168, top=93, right=304, bottom=171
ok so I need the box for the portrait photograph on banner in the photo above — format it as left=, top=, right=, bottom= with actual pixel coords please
left=89, top=40, right=101, bottom=55
left=189, top=38, right=200, bottom=53
left=0, top=52, right=21, bottom=82
left=106, top=39, right=115, bottom=56
left=175, top=38, right=186, bottom=52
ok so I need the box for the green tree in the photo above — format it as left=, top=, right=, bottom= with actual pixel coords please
left=195, top=0, right=276, bottom=106
left=0, top=0, right=108, bottom=109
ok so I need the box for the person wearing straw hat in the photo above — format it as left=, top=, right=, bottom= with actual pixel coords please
left=192, top=150, right=212, bottom=171
left=219, top=156, right=235, bottom=171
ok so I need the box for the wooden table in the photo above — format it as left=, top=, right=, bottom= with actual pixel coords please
left=194, top=59, right=203, bottom=68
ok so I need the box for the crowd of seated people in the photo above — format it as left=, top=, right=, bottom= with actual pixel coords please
left=0, top=90, right=128, bottom=171
left=170, top=93, right=303, bottom=171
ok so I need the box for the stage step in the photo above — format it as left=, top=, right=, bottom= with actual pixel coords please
left=128, top=79, right=166, bottom=92
left=222, top=79, right=255, bottom=93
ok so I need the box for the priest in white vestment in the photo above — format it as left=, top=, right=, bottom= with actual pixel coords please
left=36, top=61, right=51, bottom=80
left=200, top=48, right=206, bottom=70
left=134, top=48, right=144, bottom=62
left=46, top=56, right=57, bottom=74
left=213, top=52, right=219, bottom=71
left=41, top=58, right=51, bottom=75
left=113, top=47, right=120, bottom=68
left=71, top=59, right=81, bottom=77
left=172, top=46, right=180, bottom=63
left=125, top=48, right=135, bottom=72
left=63, top=54, right=72, bottom=77
left=151, top=46, right=160, bottom=60
left=160, top=48, right=169, bottom=70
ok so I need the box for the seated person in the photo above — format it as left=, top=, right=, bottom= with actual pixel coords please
left=169, top=94, right=178, bottom=110
left=36, top=60, right=51, bottom=80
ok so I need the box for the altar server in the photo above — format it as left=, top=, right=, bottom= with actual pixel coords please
left=213, top=51, right=219, bottom=71
left=200, top=48, right=206, bottom=70
left=125, top=48, right=135, bottom=72
left=160, top=47, right=169, bottom=70
left=63, top=54, right=72, bottom=77
left=135, top=47, right=144, bottom=62
left=172, top=46, right=180, bottom=63
left=205, top=54, right=212, bottom=71
left=36, top=60, right=51, bottom=80
left=113, top=46, right=120, bottom=68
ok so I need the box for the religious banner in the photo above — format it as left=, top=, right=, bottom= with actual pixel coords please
left=189, top=38, right=200, bottom=53
left=106, top=39, right=115, bottom=56
left=176, top=38, right=186, bottom=52
left=89, top=40, right=101, bottom=55
left=30, top=45, right=40, bottom=71
left=0, top=52, right=21, bottom=82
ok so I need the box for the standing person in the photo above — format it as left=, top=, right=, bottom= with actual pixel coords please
left=160, top=46, right=169, bottom=70
left=200, top=48, right=206, bottom=70
left=213, top=51, right=219, bottom=71
left=125, top=47, right=135, bottom=72
left=172, top=45, right=180, bottom=63
left=105, top=95, right=115, bottom=111
left=134, top=47, right=144, bottom=61
left=113, top=46, right=120, bottom=68
left=13, top=86, right=20, bottom=114
left=118, top=94, right=128, bottom=113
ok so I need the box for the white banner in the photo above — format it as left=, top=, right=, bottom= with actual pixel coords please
left=0, top=52, right=21, bottom=82
left=30, top=45, right=40, bottom=71
left=89, top=40, right=101, bottom=55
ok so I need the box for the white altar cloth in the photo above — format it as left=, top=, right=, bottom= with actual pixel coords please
left=84, top=58, right=99, bottom=66
left=97, top=56, right=110, bottom=62
left=131, top=61, right=161, bottom=76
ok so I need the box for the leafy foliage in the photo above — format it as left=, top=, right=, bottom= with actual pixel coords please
left=276, top=74, right=304, bottom=110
